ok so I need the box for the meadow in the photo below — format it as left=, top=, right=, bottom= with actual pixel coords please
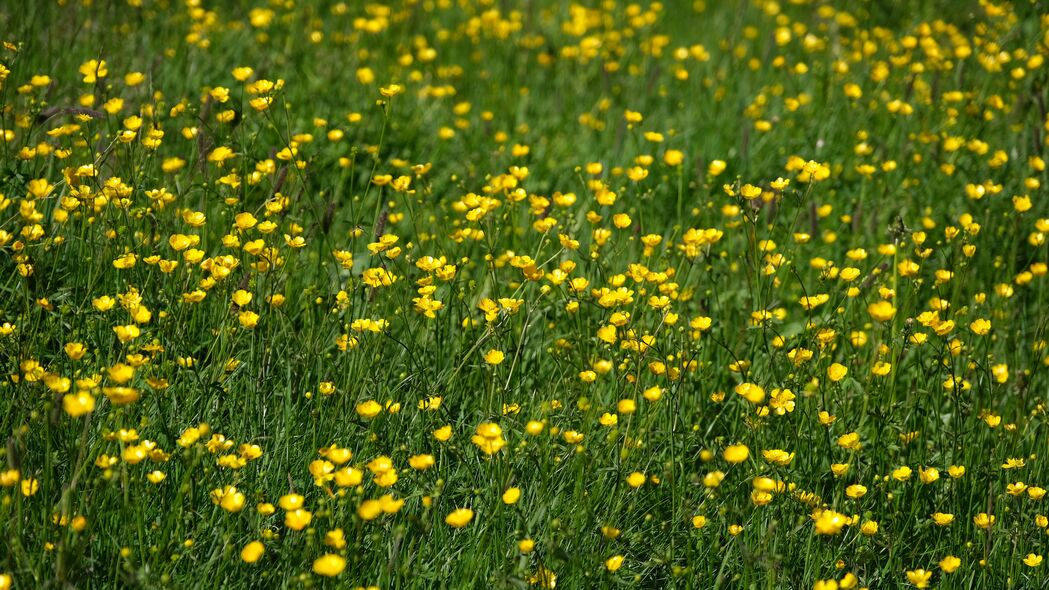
left=0, top=0, right=1048, bottom=587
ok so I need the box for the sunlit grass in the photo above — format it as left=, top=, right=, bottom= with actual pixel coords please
left=0, top=0, right=1047, bottom=588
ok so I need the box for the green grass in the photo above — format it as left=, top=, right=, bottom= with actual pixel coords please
left=0, top=0, right=1048, bottom=588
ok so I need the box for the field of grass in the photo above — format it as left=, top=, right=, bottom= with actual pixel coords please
left=1, top=0, right=1048, bottom=587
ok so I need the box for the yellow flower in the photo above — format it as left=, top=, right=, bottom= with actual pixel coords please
left=931, top=512, right=954, bottom=526
left=240, top=541, right=265, bottom=563
left=970, top=318, right=991, bottom=335
left=973, top=512, right=995, bottom=529
left=905, top=568, right=932, bottom=588
left=939, top=555, right=961, bottom=573
left=734, top=382, right=765, bottom=404
left=279, top=493, right=304, bottom=511
left=762, top=449, right=795, bottom=466
left=312, top=553, right=346, bottom=577
left=62, top=391, right=96, bottom=417
left=740, top=184, right=762, bottom=199
left=1024, top=554, right=1043, bottom=567
left=723, top=444, right=750, bottom=464
left=356, top=400, right=382, bottom=419
left=867, top=300, right=897, bottom=322
left=379, top=84, right=404, bottom=97
left=107, top=363, right=134, bottom=384
left=827, top=363, right=848, bottom=382
left=471, top=422, right=506, bottom=455
left=238, top=311, right=259, bottom=328
left=113, top=324, right=141, bottom=343
left=626, top=472, right=646, bottom=488
left=232, top=66, right=254, bottom=81
left=919, top=467, right=940, bottom=484
left=408, top=454, right=435, bottom=470
left=357, top=499, right=382, bottom=521
left=379, top=494, right=404, bottom=514
left=79, top=59, right=108, bottom=83
left=845, top=484, right=867, bottom=499
left=605, top=555, right=624, bottom=572
left=502, top=487, right=521, bottom=504
left=21, top=478, right=39, bottom=497
left=663, top=149, right=684, bottom=166
left=64, top=342, right=87, bottom=360
left=445, top=508, right=474, bottom=528
left=324, top=529, right=346, bottom=549
left=813, top=509, right=848, bottom=535
left=703, top=471, right=725, bottom=488
left=231, top=289, right=253, bottom=307
left=211, top=486, right=245, bottom=512
left=285, top=508, right=313, bottom=530
left=484, top=349, right=505, bottom=365
left=234, top=212, right=258, bottom=229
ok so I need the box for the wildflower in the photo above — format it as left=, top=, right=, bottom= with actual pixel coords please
left=445, top=508, right=474, bottom=528
left=285, top=509, right=313, bottom=531
left=312, top=554, right=346, bottom=577
left=62, top=392, right=96, bottom=417
left=471, top=422, right=506, bottom=455
left=973, top=513, right=995, bottom=529
left=502, top=487, right=521, bottom=504
left=79, top=59, right=108, bottom=83
left=970, top=318, right=991, bottom=335
left=931, top=513, right=954, bottom=526
left=211, top=486, right=245, bottom=513
left=238, top=311, right=259, bottom=328
left=433, top=425, right=453, bottom=441
left=919, top=467, right=940, bottom=484
left=240, top=541, right=265, bottom=563
left=735, top=382, right=765, bottom=403
left=356, top=400, right=382, bottom=419
left=905, top=569, right=932, bottom=588
left=836, top=432, right=861, bottom=451
left=827, top=363, right=848, bottom=382
left=626, top=472, right=646, bottom=488
left=763, top=449, right=795, bottom=466
left=723, top=444, right=750, bottom=464
left=408, top=454, right=435, bottom=470
left=1002, top=458, right=1026, bottom=469
left=868, top=300, right=896, bottom=322
left=845, top=484, right=867, bottom=499
left=813, top=509, right=848, bottom=535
